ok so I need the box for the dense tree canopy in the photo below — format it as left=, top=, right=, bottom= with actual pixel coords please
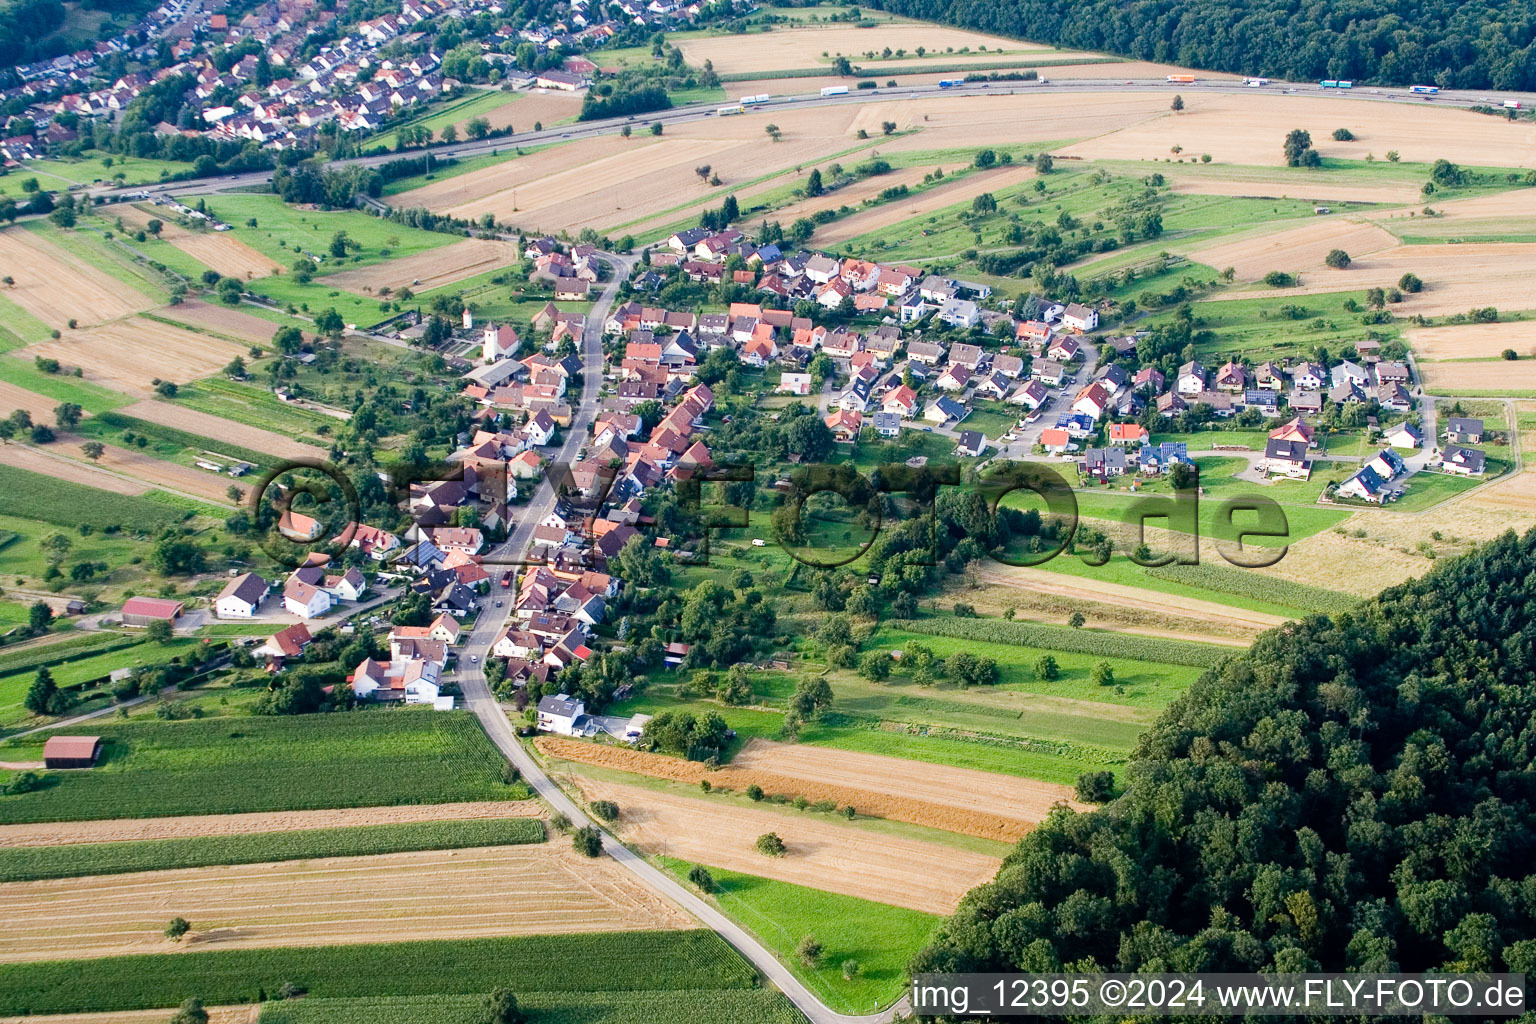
left=914, top=529, right=1536, bottom=979
left=865, top=0, right=1536, bottom=90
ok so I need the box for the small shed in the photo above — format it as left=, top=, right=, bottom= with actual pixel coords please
left=43, top=735, right=102, bottom=769
left=121, top=597, right=184, bottom=627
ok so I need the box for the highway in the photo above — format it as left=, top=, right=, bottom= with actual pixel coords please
left=90, top=75, right=1536, bottom=209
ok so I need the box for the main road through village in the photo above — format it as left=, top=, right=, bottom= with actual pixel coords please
left=84, top=72, right=1535, bottom=1022
left=448, top=253, right=910, bottom=1024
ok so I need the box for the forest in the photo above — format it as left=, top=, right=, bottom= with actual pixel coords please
left=912, top=528, right=1536, bottom=980
left=865, top=0, right=1536, bottom=90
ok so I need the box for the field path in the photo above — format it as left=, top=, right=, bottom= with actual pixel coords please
left=574, top=778, right=998, bottom=914
left=972, top=564, right=1289, bottom=632
left=0, top=800, right=544, bottom=848
left=0, top=843, right=690, bottom=962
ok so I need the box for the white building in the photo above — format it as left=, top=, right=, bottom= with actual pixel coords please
left=537, top=693, right=586, bottom=734
left=215, top=572, right=267, bottom=618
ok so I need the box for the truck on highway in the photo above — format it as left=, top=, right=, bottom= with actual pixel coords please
left=1245, top=77, right=1270, bottom=87
left=1319, top=80, right=1353, bottom=88
left=742, top=94, right=770, bottom=106
left=1166, top=74, right=1196, bottom=83
left=1409, top=84, right=1440, bottom=94
left=717, top=104, right=746, bottom=115
left=820, top=85, right=849, bottom=97
left=937, top=79, right=963, bottom=88
left=1504, top=99, right=1523, bottom=109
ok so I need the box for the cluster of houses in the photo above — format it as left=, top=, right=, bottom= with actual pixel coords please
left=213, top=560, right=369, bottom=622
left=2, top=0, right=743, bottom=165
left=659, top=227, right=1002, bottom=327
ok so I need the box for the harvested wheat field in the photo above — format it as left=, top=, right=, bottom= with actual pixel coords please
left=118, top=205, right=280, bottom=279
left=871, top=91, right=1170, bottom=154
left=1058, top=93, right=1536, bottom=168
left=814, top=164, right=1036, bottom=246
left=465, top=89, right=583, bottom=134
left=1409, top=321, right=1536, bottom=361
left=973, top=562, right=1288, bottom=633
left=0, top=800, right=543, bottom=849
left=154, top=299, right=276, bottom=345
left=0, top=843, right=689, bottom=963
left=574, top=778, right=997, bottom=914
left=319, top=238, right=519, bottom=294
left=538, top=736, right=1077, bottom=841
left=0, top=381, right=68, bottom=425
left=1462, top=469, right=1536, bottom=513
left=1252, top=495, right=1536, bottom=595
left=0, top=1007, right=254, bottom=1024
left=401, top=111, right=867, bottom=234
left=118, top=399, right=317, bottom=460
left=1420, top=359, right=1536, bottom=392
left=1368, top=187, right=1536, bottom=240
left=0, top=229, right=152, bottom=329
left=1164, top=174, right=1422, bottom=205
left=1186, top=218, right=1398, bottom=281
left=50, top=436, right=236, bottom=503
left=1220, top=242, right=1536, bottom=315
left=0, top=441, right=148, bottom=495
left=766, top=164, right=962, bottom=227
left=675, top=25, right=1055, bottom=75
left=23, top=318, right=245, bottom=392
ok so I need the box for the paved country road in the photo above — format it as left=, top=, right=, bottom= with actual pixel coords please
left=447, top=253, right=908, bottom=1024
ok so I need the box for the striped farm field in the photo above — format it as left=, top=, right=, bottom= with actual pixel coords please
left=0, top=843, right=690, bottom=962
left=0, top=930, right=753, bottom=1015
left=0, top=712, right=528, bottom=824
left=256, top=989, right=804, bottom=1024
left=572, top=777, right=999, bottom=914
left=538, top=735, right=1078, bottom=842
left=0, top=817, right=546, bottom=882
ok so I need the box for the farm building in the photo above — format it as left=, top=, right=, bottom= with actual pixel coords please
left=43, top=735, right=102, bottom=769
left=216, top=572, right=268, bottom=618
left=121, top=597, right=184, bottom=626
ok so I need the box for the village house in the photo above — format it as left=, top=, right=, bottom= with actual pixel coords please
left=216, top=572, right=268, bottom=618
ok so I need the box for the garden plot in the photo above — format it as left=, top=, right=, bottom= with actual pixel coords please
left=0, top=230, right=152, bottom=330
left=573, top=778, right=998, bottom=914
left=22, top=319, right=245, bottom=393
left=0, top=844, right=690, bottom=962
left=318, top=238, right=520, bottom=295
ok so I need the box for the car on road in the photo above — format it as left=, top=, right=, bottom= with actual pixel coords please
left=470, top=655, right=479, bottom=663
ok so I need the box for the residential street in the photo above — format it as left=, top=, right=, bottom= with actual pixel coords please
left=451, top=253, right=906, bottom=1024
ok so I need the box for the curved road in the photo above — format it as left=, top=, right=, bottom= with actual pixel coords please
left=90, top=76, right=1536, bottom=207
